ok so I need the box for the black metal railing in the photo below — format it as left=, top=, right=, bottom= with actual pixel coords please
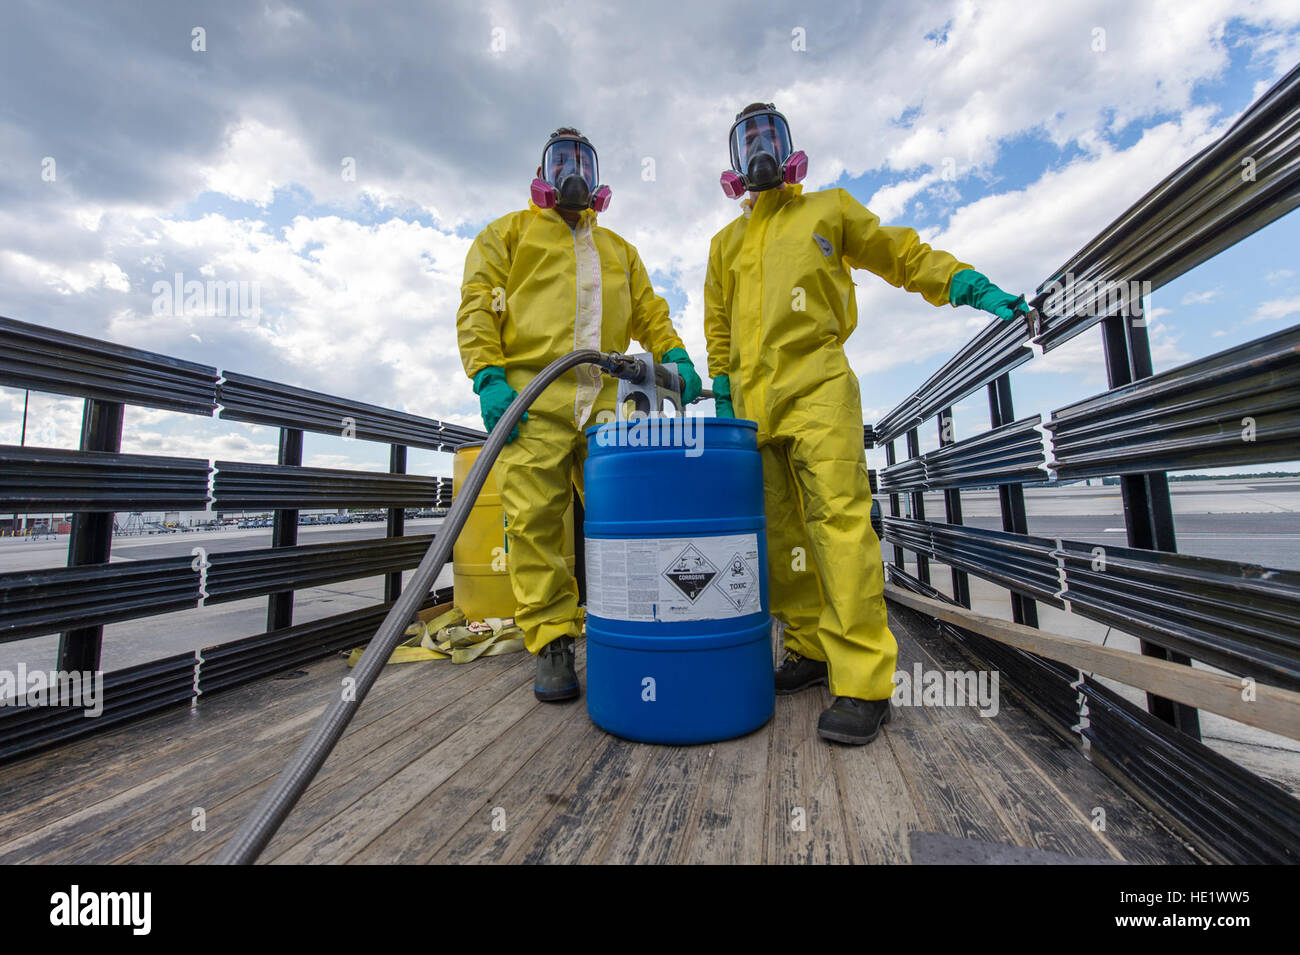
left=1047, top=326, right=1300, bottom=477
left=0, top=312, right=477, bottom=760
left=873, top=63, right=1300, bottom=863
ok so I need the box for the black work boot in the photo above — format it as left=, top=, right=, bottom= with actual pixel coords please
left=774, top=651, right=828, bottom=695
left=534, top=636, right=579, bottom=702
left=816, top=696, right=893, bottom=745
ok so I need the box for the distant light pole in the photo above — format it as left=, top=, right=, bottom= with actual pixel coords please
left=15, top=390, right=28, bottom=535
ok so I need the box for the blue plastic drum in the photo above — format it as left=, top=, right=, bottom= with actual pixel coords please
left=583, top=417, right=774, bottom=743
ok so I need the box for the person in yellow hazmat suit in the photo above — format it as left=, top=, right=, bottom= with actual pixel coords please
left=705, top=103, right=1034, bottom=744
left=457, top=127, right=703, bottom=702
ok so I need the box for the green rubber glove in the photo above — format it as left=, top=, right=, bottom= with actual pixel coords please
left=712, top=374, right=734, bottom=418
left=472, top=366, right=527, bottom=442
left=661, top=347, right=703, bottom=404
left=949, top=269, right=1031, bottom=321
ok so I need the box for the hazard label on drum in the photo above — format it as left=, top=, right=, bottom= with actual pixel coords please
left=663, top=544, right=718, bottom=602
left=714, top=553, right=757, bottom=611
left=585, top=533, right=762, bottom=623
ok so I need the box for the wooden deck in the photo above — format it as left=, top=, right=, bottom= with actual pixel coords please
left=0, top=603, right=1200, bottom=864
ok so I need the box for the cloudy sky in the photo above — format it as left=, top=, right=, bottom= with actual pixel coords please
left=2, top=0, right=1298, bottom=477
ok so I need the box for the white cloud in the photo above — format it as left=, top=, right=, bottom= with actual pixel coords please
left=198, top=120, right=315, bottom=207
left=1, top=250, right=129, bottom=295
left=124, top=427, right=278, bottom=463
left=305, top=453, right=359, bottom=470
left=1248, top=295, right=1300, bottom=324
left=866, top=173, right=943, bottom=223
left=66, top=211, right=481, bottom=428
left=1022, top=312, right=1186, bottom=383
left=0, top=389, right=83, bottom=449
left=1181, top=288, right=1221, bottom=305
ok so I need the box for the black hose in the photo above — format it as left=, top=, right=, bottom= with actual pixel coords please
left=214, top=348, right=634, bottom=864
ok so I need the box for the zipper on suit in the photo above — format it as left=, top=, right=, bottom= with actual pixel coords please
left=571, top=223, right=582, bottom=424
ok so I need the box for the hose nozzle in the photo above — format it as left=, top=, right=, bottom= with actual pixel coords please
left=597, top=351, right=645, bottom=381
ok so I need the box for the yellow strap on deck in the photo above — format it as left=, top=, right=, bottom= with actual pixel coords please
left=346, top=604, right=527, bottom=668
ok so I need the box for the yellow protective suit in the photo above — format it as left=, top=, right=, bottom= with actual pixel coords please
left=458, top=201, right=684, bottom=654
left=703, top=184, right=971, bottom=701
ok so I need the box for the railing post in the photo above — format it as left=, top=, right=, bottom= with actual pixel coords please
left=1101, top=312, right=1201, bottom=739
left=986, top=373, right=1039, bottom=628
left=13, top=390, right=28, bottom=535
left=905, top=427, right=929, bottom=585
left=938, top=406, right=971, bottom=607
left=58, top=398, right=124, bottom=672
left=385, top=444, right=407, bottom=602
left=266, top=427, right=303, bottom=632
left=884, top=440, right=904, bottom=569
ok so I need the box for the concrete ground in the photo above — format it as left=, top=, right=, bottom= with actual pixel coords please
left=915, top=479, right=1300, bottom=570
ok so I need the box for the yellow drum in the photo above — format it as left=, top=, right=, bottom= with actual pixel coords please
left=451, top=441, right=575, bottom=620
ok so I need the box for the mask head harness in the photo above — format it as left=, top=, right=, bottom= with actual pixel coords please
left=531, top=128, right=612, bottom=212
left=720, top=103, right=808, bottom=199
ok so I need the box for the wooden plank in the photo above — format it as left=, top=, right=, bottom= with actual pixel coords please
left=6, top=591, right=1209, bottom=867
left=889, top=602, right=1198, bottom=864
left=670, top=722, right=773, bottom=864
left=349, top=704, right=576, bottom=863
left=827, top=621, right=927, bottom=863
left=429, top=694, right=604, bottom=864
left=8, top=658, right=490, bottom=863
left=0, top=655, right=353, bottom=819
left=891, top=616, right=1122, bottom=860
left=2, top=654, right=522, bottom=863
left=0, top=651, right=446, bottom=839
left=1, top=604, right=458, bottom=801
left=512, top=731, right=657, bottom=864
left=270, top=665, right=547, bottom=863
left=599, top=741, right=715, bottom=864
left=883, top=716, right=1014, bottom=848
left=132, top=654, right=534, bottom=864
left=830, top=739, right=922, bottom=864
left=346, top=662, right=589, bottom=864
left=886, top=584, right=1300, bottom=741
left=764, top=686, right=849, bottom=864
left=876, top=622, right=1018, bottom=851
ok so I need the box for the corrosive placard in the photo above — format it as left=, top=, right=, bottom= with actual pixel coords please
left=585, top=534, right=762, bottom=622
